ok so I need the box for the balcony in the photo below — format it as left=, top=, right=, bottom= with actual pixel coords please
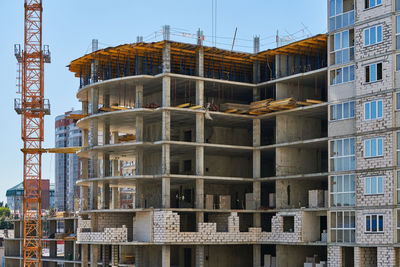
left=329, top=10, right=355, bottom=32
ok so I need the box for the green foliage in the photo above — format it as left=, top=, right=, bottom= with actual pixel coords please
left=0, top=206, right=12, bottom=229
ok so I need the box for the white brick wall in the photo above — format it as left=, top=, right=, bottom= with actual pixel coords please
left=152, top=211, right=302, bottom=244
left=327, top=246, right=342, bottom=267
left=356, top=209, right=394, bottom=244
left=356, top=170, right=395, bottom=206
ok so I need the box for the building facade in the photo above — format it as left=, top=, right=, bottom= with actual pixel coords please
left=327, top=0, right=400, bottom=265
left=55, top=110, right=82, bottom=211
left=6, top=180, right=55, bottom=215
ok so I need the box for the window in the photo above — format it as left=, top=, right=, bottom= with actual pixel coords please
left=329, top=0, right=355, bottom=31
left=364, top=100, right=383, bottom=120
left=365, top=214, right=384, bottom=233
left=330, top=174, right=356, bottom=206
left=397, top=0, right=400, bottom=11
left=330, top=65, right=355, bottom=85
left=330, top=211, right=356, bottom=242
left=283, top=216, right=295, bottom=232
left=333, top=30, right=354, bottom=64
left=397, top=171, right=400, bottom=204
left=331, top=101, right=355, bottom=120
left=330, top=138, right=356, bottom=171
left=396, top=55, right=400, bottom=71
left=365, top=0, right=381, bottom=9
left=364, top=138, right=383, bottom=158
left=365, top=63, right=382, bottom=83
left=396, top=16, right=400, bottom=50
left=365, top=176, right=383, bottom=195
left=364, top=25, right=382, bottom=46
left=397, top=132, right=400, bottom=165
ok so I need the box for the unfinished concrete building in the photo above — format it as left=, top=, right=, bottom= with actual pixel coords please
left=65, top=26, right=330, bottom=266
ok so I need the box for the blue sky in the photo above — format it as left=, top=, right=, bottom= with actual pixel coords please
left=0, top=0, right=327, bottom=203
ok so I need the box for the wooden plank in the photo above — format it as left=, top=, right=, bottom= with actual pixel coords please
left=111, top=105, right=131, bottom=110
left=297, top=101, right=313, bottom=106
left=306, top=99, right=324, bottom=104
left=225, top=109, right=238, bottom=113
left=189, top=105, right=202, bottom=110
left=177, top=103, right=191, bottom=108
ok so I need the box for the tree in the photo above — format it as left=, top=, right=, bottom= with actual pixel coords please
left=0, top=206, right=12, bottom=229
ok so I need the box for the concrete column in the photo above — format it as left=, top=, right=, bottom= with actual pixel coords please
left=102, top=182, right=110, bottom=209
left=81, top=244, right=89, bottom=267
left=196, top=47, right=204, bottom=77
left=90, top=181, right=98, bottom=210
left=112, top=131, right=119, bottom=144
left=112, top=159, right=119, bottom=176
left=102, top=245, right=110, bottom=266
left=162, top=144, right=170, bottom=175
left=111, top=245, right=119, bottom=267
left=135, top=247, right=143, bottom=267
left=162, top=110, right=171, bottom=141
left=163, top=43, right=171, bottom=73
left=163, top=76, right=171, bottom=107
left=136, top=115, right=143, bottom=142
left=136, top=149, right=144, bottom=175
left=135, top=84, right=143, bottom=108
left=91, top=87, right=99, bottom=114
left=196, top=113, right=204, bottom=176
left=91, top=213, right=98, bottom=232
left=253, top=244, right=261, bottom=267
left=253, top=119, right=261, bottom=227
left=90, top=151, right=99, bottom=210
left=162, top=177, right=170, bottom=208
left=112, top=187, right=119, bottom=209
left=103, top=121, right=110, bottom=145
left=82, top=101, right=88, bottom=115
left=82, top=129, right=89, bottom=147
left=196, top=47, right=204, bottom=106
left=80, top=158, right=89, bottom=211
left=253, top=87, right=261, bottom=102
left=91, top=244, right=100, bottom=267
left=103, top=93, right=110, bottom=108
left=196, top=179, right=204, bottom=209
left=195, top=245, right=205, bottom=267
left=162, top=245, right=171, bottom=267
left=196, top=179, right=204, bottom=227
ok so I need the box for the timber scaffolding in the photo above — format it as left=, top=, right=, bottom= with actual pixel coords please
left=69, top=34, right=327, bottom=88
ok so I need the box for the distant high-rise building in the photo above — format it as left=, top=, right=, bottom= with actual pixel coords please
left=55, top=110, right=82, bottom=211
left=6, top=180, right=54, bottom=214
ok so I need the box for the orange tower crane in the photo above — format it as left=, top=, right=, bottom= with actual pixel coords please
left=14, top=0, right=50, bottom=266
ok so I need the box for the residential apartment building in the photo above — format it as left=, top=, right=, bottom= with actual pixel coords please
left=55, top=110, right=83, bottom=211
left=327, top=0, right=400, bottom=265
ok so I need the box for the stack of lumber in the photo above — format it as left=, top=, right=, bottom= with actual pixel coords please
left=220, top=103, right=250, bottom=114
left=65, top=114, right=87, bottom=120
left=249, top=98, right=324, bottom=115
left=119, top=134, right=135, bottom=142
left=268, top=98, right=297, bottom=110
left=249, top=98, right=274, bottom=114
left=99, top=105, right=132, bottom=112
left=175, top=103, right=203, bottom=110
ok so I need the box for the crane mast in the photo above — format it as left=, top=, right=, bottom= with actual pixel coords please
left=14, top=0, right=50, bottom=266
